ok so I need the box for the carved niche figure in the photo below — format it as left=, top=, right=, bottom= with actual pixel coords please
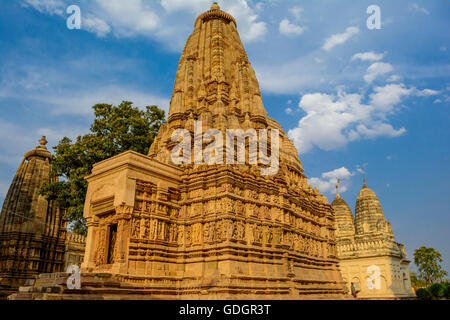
left=177, top=226, right=184, bottom=245
left=179, top=206, right=186, bottom=218
left=203, top=222, right=212, bottom=243
left=265, top=226, right=273, bottom=245
left=235, top=200, right=244, bottom=215
left=150, top=202, right=156, bottom=213
left=150, top=219, right=158, bottom=240
left=169, top=224, right=176, bottom=242
left=192, top=223, right=202, bottom=244
left=170, top=207, right=178, bottom=218
left=273, top=228, right=282, bottom=245
left=131, top=219, right=140, bottom=239
left=237, top=221, right=245, bottom=240
left=255, top=225, right=263, bottom=243
left=141, top=219, right=150, bottom=239
left=185, top=225, right=192, bottom=245
left=95, top=229, right=106, bottom=265
left=252, top=205, right=259, bottom=217
left=224, top=220, right=233, bottom=240
left=157, top=220, right=164, bottom=240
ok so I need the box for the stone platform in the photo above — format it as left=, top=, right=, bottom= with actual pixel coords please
left=9, top=272, right=347, bottom=300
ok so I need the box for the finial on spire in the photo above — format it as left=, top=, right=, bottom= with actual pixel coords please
left=361, top=164, right=367, bottom=188
left=336, top=178, right=341, bottom=195
left=211, top=2, right=220, bottom=11
left=39, top=136, right=48, bottom=148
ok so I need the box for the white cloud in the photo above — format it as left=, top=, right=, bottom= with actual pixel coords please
left=285, top=107, right=293, bottom=115
left=279, top=19, right=306, bottom=36
left=161, top=0, right=267, bottom=43
left=433, top=99, right=442, bottom=104
left=22, top=0, right=266, bottom=45
left=415, top=88, right=440, bottom=96
left=356, top=165, right=366, bottom=175
left=36, top=125, right=88, bottom=142
left=256, top=54, right=338, bottom=94
left=41, top=85, right=170, bottom=116
left=409, top=3, right=430, bottom=15
left=83, top=14, right=111, bottom=37
left=369, top=83, right=413, bottom=112
left=0, top=56, right=170, bottom=117
left=288, top=91, right=372, bottom=152
left=22, top=0, right=160, bottom=38
left=22, top=0, right=65, bottom=16
left=355, top=122, right=406, bottom=139
left=93, top=0, right=160, bottom=37
left=364, top=62, right=394, bottom=83
left=213, top=0, right=267, bottom=42
left=289, top=6, right=303, bottom=21
left=387, top=74, right=402, bottom=82
left=309, top=167, right=353, bottom=194
left=160, top=0, right=209, bottom=13
left=0, top=117, right=91, bottom=161
left=351, top=51, right=385, bottom=62
left=287, top=81, right=439, bottom=153
left=322, top=26, right=359, bottom=51
left=386, top=155, right=393, bottom=160
left=287, top=83, right=417, bottom=153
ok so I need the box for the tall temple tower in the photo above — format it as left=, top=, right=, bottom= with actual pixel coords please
left=332, top=181, right=414, bottom=299
left=0, top=137, right=67, bottom=298
left=11, top=3, right=346, bottom=300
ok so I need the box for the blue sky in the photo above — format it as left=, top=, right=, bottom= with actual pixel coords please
left=0, top=0, right=449, bottom=273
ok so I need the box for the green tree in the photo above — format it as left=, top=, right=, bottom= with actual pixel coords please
left=413, top=246, right=448, bottom=285
left=40, top=101, right=165, bottom=235
left=428, top=283, right=446, bottom=299
left=444, top=282, right=450, bottom=299
left=415, top=288, right=432, bottom=300
left=410, top=271, right=426, bottom=289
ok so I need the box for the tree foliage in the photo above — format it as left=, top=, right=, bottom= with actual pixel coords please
left=410, top=271, right=426, bottom=289
left=428, top=283, right=446, bottom=299
left=415, top=282, right=450, bottom=300
left=40, top=102, right=165, bottom=235
left=414, top=246, right=448, bottom=285
left=415, top=288, right=432, bottom=300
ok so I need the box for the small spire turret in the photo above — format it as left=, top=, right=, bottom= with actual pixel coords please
left=211, top=2, right=220, bottom=11
left=38, top=136, right=48, bottom=149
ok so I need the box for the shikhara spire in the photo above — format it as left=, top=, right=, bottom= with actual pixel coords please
left=148, top=3, right=313, bottom=190
left=0, top=137, right=67, bottom=297
left=166, top=2, right=265, bottom=120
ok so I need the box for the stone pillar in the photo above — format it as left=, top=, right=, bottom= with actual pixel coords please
left=81, top=216, right=98, bottom=272
left=113, top=204, right=133, bottom=274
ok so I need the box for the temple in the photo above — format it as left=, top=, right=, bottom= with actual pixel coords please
left=0, top=137, right=85, bottom=299
left=9, top=3, right=346, bottom=299
left=332, top=180, right=414, bottom=299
